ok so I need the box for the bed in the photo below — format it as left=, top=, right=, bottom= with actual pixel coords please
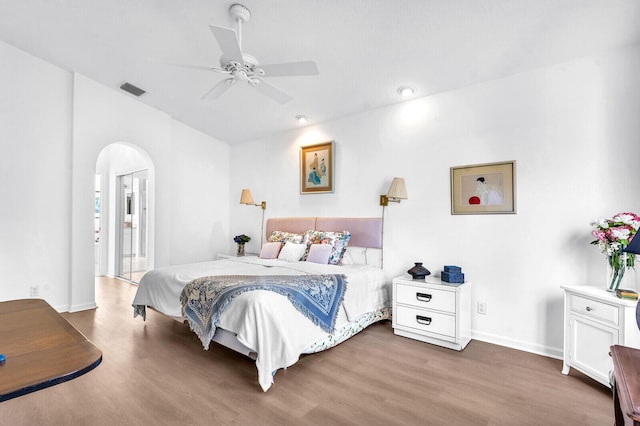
left=132, top=217, right=390, bottom=391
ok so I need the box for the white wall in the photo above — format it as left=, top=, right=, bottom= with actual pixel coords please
left=0, top=40, right=231, bottom=312
left=71, top=74, right=231, bottom=311
left=167, top=121, right=231, bottom=265
left=230, top=44, right=640, bottom=358
left=0, top=41, right=73, bottom=310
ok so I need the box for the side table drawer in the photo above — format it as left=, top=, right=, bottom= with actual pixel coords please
left=395, top=283, right=456, bottom=313
left=569, top=294, right=619, bottom=326
left=395, top=305, right=456, bottom=339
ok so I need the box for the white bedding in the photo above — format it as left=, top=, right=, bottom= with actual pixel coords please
left=132, top=256, right=389, bottom=391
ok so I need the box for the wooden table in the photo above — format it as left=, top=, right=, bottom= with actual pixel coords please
left=611, top=345, right=640, bottom=425
left=0, top=298, right=102, bottom=402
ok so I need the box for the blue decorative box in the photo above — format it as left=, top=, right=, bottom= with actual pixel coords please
left=442, top=271, right=464, bottom=283
left=444, top=265, right=461, bottom=274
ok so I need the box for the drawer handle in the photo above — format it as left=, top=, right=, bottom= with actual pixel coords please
left=586, top=306, right=592, bottom=312
left=416, top=315, right=432, bottom=326
left=416, top=292, right=432, bottom=303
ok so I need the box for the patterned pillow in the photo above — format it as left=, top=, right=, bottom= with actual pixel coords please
left=303, top=230, right=351, bottom=265
left=268, top=231, right=303, bottom=244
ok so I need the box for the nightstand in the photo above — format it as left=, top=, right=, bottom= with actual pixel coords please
left=561, top=285, right=640, bottom=387
left=392, top=275, right=472, bottom=351
left=217, top=253, right=257, bottom=260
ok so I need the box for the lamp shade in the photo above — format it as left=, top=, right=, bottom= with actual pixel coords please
left=624, top=234, right=640, bottom=255
left=387, top=177, right=408, bottom=200
left=240, top=189, right=254, bottom=205
left=628, top=234, right=640, bottom=332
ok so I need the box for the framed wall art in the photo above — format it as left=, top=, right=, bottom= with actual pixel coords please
left=300, top=141, right=334, bottom=194
left=450, top=160, right=516, bottom=215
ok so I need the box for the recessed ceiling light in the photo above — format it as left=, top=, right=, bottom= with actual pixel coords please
left=296, top=115, right=309, bottom=124
left=397, top=86, right=415, bottom=97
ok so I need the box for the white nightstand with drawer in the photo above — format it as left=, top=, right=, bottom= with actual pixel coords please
left=217, top=253, right=258, bottom=260
left=561, top=285, right=640, bottom=387
left=392, top=275, right=471, bottom=351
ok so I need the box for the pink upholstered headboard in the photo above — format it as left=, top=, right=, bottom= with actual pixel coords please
left=265, top=217, right=383, bottom=249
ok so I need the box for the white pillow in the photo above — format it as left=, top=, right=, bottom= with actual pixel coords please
left=259, top=242, right=282, bottom=259
left=278, top=242, right=307, bottom=262
left=306, top=244, right=333, bottom=264
left=343, top=246, right=366, bottom=265
left=339, top=247, right=383, bottom=267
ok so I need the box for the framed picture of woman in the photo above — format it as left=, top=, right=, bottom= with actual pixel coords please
left=300, top=141, right=334, bottom=194
left=450, top=161, right=516, bottom=214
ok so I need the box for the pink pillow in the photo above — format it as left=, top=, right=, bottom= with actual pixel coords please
left=259, top=242, right=282, bottom=259
left=303, top=230, right=351, bottom=264
left=305, top=244, right=333, bottom=264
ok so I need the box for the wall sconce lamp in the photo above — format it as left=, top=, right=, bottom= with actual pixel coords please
left=379, top=177, right=408, bottom=268
left=240, top=189, right=267, bottom=246
left=380, top=177, right=408, bottom=206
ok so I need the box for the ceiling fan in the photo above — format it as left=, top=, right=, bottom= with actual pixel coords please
left=173, top=3, right=319, bottom=103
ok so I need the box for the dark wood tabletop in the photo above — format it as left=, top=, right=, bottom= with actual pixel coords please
left=0, top=298, right=102, bottom=402
left=611, top=345, right=640, bottom=426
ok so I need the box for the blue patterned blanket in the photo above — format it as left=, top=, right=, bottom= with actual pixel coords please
left=180, top=274, right=347, bottom=350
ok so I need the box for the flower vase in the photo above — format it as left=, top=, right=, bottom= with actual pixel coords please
left=236, top=243, right=245, bottom=257
left=607, top=252, right=637, bottom=292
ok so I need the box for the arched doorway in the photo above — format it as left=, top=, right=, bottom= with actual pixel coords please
left=95, top=143, right=155, bottom=283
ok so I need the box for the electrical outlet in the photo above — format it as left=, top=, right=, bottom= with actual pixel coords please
left=477, top=301, right=487, bottom=315
left=30, top=286, right=39, bottom=297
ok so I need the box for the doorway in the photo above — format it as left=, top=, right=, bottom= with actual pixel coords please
left=117, top=169, right=148, bottom=283
left=95, top=142, right=155, bottom=285
left=95, top=174, right=102, bottom=275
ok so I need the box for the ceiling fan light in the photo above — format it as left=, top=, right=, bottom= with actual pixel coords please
left=398, top=86, right=415, bottom=97
left=296, top=115, right=309, bottom=124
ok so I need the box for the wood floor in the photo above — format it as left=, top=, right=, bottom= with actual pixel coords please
left=2, top=277, right=613, bottom=425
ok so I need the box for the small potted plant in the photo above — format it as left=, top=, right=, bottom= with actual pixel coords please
left=233, top=234, right=251, bottom=256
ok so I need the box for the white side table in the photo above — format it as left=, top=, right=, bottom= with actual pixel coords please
left=392, top=275, right=472, bottom=351
left=561, top=285, right=640, bottom=387
left=217, top=254, right=257, bottom=260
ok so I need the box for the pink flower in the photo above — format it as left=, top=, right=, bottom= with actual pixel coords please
left=614, top=212, right=640, bottom=230
left=591, top=212, right=639, bottom=257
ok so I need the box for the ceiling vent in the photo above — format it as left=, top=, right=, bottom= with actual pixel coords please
left=119, top=82, right=146, bottom=97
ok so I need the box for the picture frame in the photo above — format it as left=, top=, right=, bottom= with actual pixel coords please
left=450, top=160, right=516, bottom=215
left=300, top=141, right=334, bottom=194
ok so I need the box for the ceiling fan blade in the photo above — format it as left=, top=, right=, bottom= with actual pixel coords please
left=156, top=61, right=226, bottom=73
left=202, top=78, right=236, bottom=100
left=252, top=78, right=292, bottom=104
left=209, top=25, right=244, bottom=65
left=258, top=61, right=319, bottom=77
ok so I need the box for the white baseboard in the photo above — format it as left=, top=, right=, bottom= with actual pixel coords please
left=68, top=302, right=97, bottom=313
left=471, top=330, right=563, bottom=360
left=53, top=304, right=69, bottom=313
